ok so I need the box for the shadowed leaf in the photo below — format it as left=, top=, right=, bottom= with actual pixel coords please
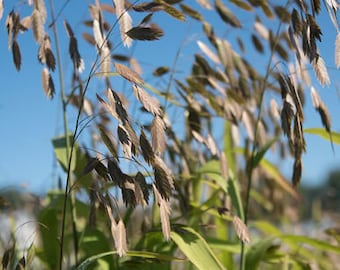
left=108, top=159, right=124, bottom=186
left=180, top=4, right=203, bottom=21
left=215, top=0, right=241, bottom=28
left=153, top=164, right=172, bottom=200
left=12, top=40, right=21, bottom=71
left=153, top=66, right=170, bottom=76
left=117, top=124, right=132, bottom=158
left=135, top=172, right=150, bottom=205
left=156, top=0, right=186, bottom=21
left=126, top=24, right=164, bottom=41
left=98, top=124, right=118, bottom=159
left=133, top=2, right=163, bottom=12
left=245, top=237, right=276, bottom=270
left=140, top=130, right=155, bottom=165
left=230, top=0, right=252, bottom=11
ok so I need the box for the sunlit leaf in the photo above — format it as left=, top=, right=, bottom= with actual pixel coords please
left=304, top=128, right=340, bottom=144
left=52, top=134, right=77, bottom=172
left=260, top=159, right=300, bottom=200
left=280, top=234, right=340, bottom=253
left=252, top=137, right=278, bottom=168
left=171, top=226, right=226, bottom=270
left=115, top=62, right=143, bottom=84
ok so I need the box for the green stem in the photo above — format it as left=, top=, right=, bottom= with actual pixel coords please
left=240, top=3, right=289, bottom=270
left=48, top=0, right=79, bottom=268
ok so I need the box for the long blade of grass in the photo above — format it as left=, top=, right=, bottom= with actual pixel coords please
left=245, top=237, right=276, bottom=270
left=228, top=175, right=244, bottom=221
left=77, top=250, right=184, bottom=270
left=171, top=226, right=227, bottom=270
left=251, top=137, right=278, bottom=168
left=304, top=128, right=340, bottom=144
left=259, top=159, right=300, bottom=200
left=280, top=235, right=340, bottom=253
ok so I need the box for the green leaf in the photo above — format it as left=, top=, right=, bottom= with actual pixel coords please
left=228, top=175, right=244, bottom=220
left=280, top=235, right=340, bottom=253
left=77, top=250, right=184, bottom=270
left=245, top=237, right=276, bottom=270
left=171, top=226, right=226, bottom=270
left=26, top=243, right=35, bottom=266
left=52, top=134, right=76, bottom=172
left=260, top=159, right=300, bottom=200
left=252, top=137, right=278, bottom=168
left=197, top=160, right=220, bottom=174
left=207, top=238, right=241, bottom=253
left=304, top=128, right=340, bottom=144
left=251, top=220, right=282, bottom=235
left=223, top=121, right=237, bottom=175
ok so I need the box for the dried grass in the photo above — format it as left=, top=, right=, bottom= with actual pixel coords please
left=41, top=67, right=55, bottom=99
left=113, top=0, right=132, bottom=47
left=312, top=56, right=330, bottom=86
left=233, top=216, right=251, bottom=243
left=335, top=33, right=340, bottom=68
left=132, top=84, right=161, bottom=116
left=151, top=116, right=166, bottom=155
left=115, top=63, right=143, bottom=84
left=153, top=185, right=171, bottom=241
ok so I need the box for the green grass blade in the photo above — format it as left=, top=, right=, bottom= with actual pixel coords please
left=259, top=159, right=300, bottom=200
left=245, top=237, right=276, bottom=270
left=251, top=137, right=278, bottom=168
left=228, top=175, right=244, bottom=220
left=280, top=235, right=340, bottom=253
left=52, top=134, right=76, bottom=172
left=304, top=128, right=340, bottom=144
left=171, top=226, right=227, bottom=270
left=76, top=250, right=184, bottom=270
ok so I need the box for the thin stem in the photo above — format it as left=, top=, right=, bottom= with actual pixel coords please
left=240, top=2, right=289, bottom=270
left=48, top=0, right=79, bottom=268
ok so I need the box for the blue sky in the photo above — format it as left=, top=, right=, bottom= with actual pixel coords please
left=0, top=0, right=339, bottom=194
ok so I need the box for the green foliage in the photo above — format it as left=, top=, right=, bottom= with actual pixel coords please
left=171, top=226, right=226, bottom=270
left=1, top=0, right=340, bottom=269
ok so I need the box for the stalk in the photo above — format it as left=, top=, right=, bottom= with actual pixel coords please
left=48, top=0, right=79, bottom=268
left=239, top=3, right=288, bottom=269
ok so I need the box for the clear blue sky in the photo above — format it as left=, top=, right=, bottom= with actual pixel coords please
left=0, top=1, right=339, bottom=194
